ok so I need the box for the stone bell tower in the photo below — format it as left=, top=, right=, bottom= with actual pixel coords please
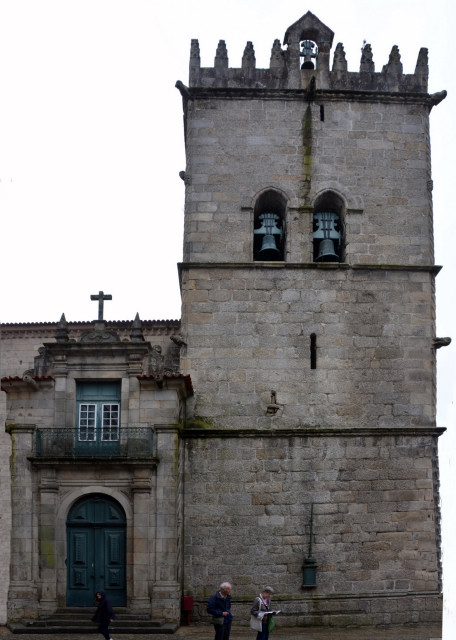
left=176, top=11, right=445, bottom=628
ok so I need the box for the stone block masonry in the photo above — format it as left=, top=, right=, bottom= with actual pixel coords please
left=183, top=96, right=433, bottom=267
left=182, top=431, right=441, bottom=626
left=180, top=265, right=436, bottom=430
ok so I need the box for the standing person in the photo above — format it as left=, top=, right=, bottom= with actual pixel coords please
left=250, top=587, right=275, bottom=640
left=207, top=581, right=233, bottom=640
left=92, top=589, right=114, bottom=640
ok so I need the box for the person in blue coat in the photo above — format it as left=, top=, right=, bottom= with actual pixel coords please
left=207, top=582, right=233, bottom=640
left=92, top=589, right=114, bottom=640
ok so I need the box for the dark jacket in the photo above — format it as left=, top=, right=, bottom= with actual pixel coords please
left=92, top=590, right=114, bottom=623
left=207, top=591, right=233, bottom=624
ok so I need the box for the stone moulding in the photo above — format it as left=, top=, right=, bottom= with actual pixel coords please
left=1, top=376, right=54, bottom=394
left=182, top=425, right=446, bottom=438
left=192, top=588, right=441, bottom=604
left=28, top=456, right=159, bottom=467
left=186, top=86, right=434, bottom=104
left=178, top=262, right=441, bottom=273
left=0, top=319, right=181, bottom=339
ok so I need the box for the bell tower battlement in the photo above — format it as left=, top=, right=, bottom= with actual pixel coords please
left=177, top=11, right=446, bottom=268
left=189, top=11, right=432, bottom=94
left=177, top=8, right=448, bottom=431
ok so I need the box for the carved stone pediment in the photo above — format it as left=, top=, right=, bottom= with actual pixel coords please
left=79, top=320, right=120, bottom=343
left=79, top=328, right=120, bottom=343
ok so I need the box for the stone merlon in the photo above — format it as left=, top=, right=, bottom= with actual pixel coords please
left=188, top=10, right=435, bottom=95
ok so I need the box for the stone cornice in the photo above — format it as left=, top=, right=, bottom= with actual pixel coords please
left=154, top=423, right=183, bottom=433
left=352, top=263, right=442, bottom=274
left=179, top=262, right=441, bottom=274
left=138, top=375, right=194, bottom=397
left=43, top=341, right=152, bottom=355
left=28, top=456, right=159, bottom=468
left=182, top=426, right=445, bottom=438
left=187, top=87, right=431, bottom=105
left=194, top=589, right=441, bottom=605
left=0, top=319, right=181, bottom=338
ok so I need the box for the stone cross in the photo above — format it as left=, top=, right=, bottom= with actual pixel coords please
left=90, top=291, right=112, bottom=321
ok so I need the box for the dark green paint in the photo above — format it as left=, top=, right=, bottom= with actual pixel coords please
left=66, top=494, right=126, bottom=607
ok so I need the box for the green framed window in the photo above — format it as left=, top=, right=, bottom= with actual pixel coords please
left=76, top=382, right=121, bottom=455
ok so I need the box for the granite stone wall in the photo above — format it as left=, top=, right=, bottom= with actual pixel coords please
left=182, top=97, right=432, bottom=266
left=180, top=266, right=436, bottom=430
left=182, top=431, right=442, bottom=625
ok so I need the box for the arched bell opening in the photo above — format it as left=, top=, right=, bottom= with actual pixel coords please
left=312, top=191, right=345, bottom=262
left=300, top=39, right=318, bottom=69
left=253, top=190, right=287, bottom=261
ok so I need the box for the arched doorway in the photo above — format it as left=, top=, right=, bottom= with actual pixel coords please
left=66, top=494, right=126, bottom=606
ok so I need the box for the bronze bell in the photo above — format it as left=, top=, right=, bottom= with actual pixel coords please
left=300, top=39, right=317, bottom=69
left=316, top=238, right=339, bottom=262
left=313, top=211, right=341, bottom=262
left=254, top=212, right=283, bottom=260
left=258, top=234, right=281, bottom=260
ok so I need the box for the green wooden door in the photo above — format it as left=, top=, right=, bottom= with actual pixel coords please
left=76, top=382, right=121, bottom=456
left=67, top=494, right=126, bottom=606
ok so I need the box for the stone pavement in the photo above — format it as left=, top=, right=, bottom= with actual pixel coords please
left=0, top=624, right=443, bottom=640
left=173, top=624, right=441, bottom=639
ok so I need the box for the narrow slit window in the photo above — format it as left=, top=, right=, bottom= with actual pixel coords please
left=310, top=333, right=317, bottom=369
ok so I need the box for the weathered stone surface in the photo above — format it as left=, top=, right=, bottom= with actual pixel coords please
left=177, top=9, right=443, bottom=630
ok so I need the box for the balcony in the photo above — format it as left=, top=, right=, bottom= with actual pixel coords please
left=34, top=425, right=154, bottom=458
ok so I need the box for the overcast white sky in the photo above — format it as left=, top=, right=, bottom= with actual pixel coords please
left=0, top=0, right=455, bottom=634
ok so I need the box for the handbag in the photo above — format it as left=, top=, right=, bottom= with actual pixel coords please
left=267, top=614, right=275, bottom=632
left=250, top=614, right=263, bottom=632
left=212, top=616, right=224, bottom=626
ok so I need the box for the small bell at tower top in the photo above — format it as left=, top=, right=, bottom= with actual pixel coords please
left=300, top=40, right=318, bottom=69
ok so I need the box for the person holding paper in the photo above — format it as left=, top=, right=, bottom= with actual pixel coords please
left=250, top=586, right=279, bottom=640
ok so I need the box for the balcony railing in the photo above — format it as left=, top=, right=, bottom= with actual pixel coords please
left=35, top=425, right=154, bottom=458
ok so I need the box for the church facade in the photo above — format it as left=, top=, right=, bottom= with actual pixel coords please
left=0, top=11, right=446, bottom=630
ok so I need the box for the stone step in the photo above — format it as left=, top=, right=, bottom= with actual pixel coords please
left=8, top=612, right=178, bottom=635
left=9, top=622, right=178, bottom=635
left=42, top=613, right=158, bottom=622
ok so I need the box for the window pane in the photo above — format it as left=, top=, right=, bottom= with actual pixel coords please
left=79, top=404, right=96, bottom=441
left=102, top=404, right=120, bottom=441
